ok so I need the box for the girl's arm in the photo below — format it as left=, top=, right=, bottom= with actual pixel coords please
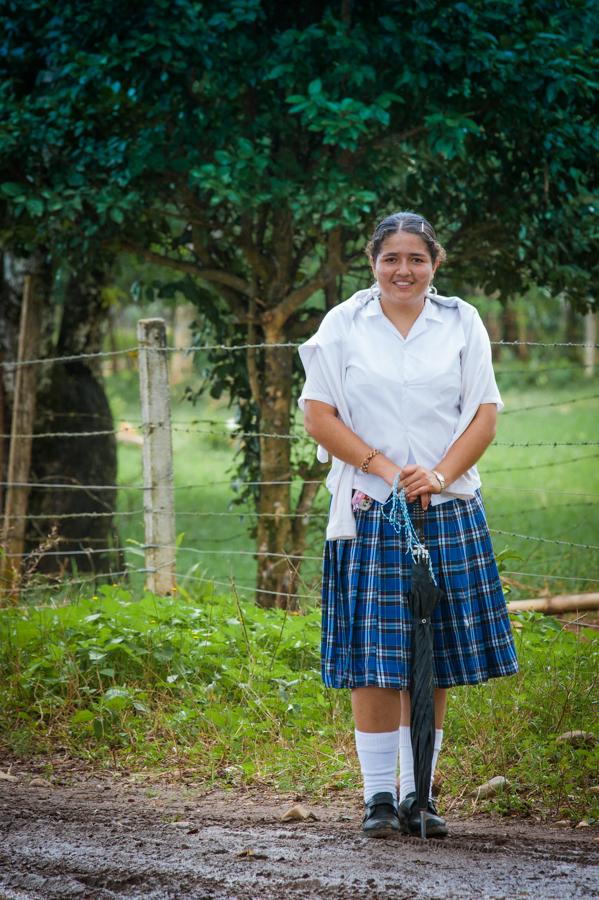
left=303, top=400, right=401, bottom=485
left=400, top=403, right=497, bottom=507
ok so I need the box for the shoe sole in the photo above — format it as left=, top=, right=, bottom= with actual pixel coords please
left=363, top=823, right=401, bottom=838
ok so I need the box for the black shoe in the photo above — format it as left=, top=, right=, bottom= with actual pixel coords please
left=362, top=791, right=401, bottom=838
left=398, top=792, right=448, bottom=838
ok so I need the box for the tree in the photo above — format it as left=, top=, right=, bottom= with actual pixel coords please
left=1, top=0, right=596, bottom=604
left=0, top=256, right=120, bottom=582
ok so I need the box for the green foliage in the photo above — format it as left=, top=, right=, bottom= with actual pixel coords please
left=0, top=0, right=596, bottom=303
left=0, top=586, right=597, bottom=820
left=1, top=1, right=596, bottom=562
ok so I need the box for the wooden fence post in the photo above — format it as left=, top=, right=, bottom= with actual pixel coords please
left=137, top=318, right=176, bottom=595
left=1, top=271, right=44, bottom=602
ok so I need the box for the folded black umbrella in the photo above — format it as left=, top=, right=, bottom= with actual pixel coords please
left=408, top=551, right=445, bottom=839
left=382, top=479, right=445, bottom=839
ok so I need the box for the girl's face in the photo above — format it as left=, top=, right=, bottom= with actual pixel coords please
left=370, top=230, right=438, bottom=308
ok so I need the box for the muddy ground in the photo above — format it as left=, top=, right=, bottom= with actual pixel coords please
left=0, top=761, right=597, bottom=899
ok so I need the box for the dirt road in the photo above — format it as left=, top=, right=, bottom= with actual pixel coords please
left=0, top=769, right=597, bottom=899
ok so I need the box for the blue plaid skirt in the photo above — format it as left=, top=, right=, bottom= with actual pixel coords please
left=321, top=492, right=518, bottom=689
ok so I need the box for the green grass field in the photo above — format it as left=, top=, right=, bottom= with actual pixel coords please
left=105, top=360, right=599, bottom=605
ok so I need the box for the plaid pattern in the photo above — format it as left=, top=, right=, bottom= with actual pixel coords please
left=321, top=492, right=519, bottom=689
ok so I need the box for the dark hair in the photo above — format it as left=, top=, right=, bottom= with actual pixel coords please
left=366, top=211, right=447, bottom=266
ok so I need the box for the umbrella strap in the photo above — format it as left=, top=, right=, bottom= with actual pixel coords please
left=381, top=473, right=438, bottom=585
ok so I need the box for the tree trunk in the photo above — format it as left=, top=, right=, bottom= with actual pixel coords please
left=254, top=323, right=296, bottom=608
left=26, top=268, right=121, bottom=580
left=501, top=300, right=518, bottom=346
left=515, top=303, right=529, bottom=361
left=486, top=305, right=502, bottom=363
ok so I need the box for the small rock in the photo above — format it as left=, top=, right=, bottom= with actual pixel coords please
left=556, top=731, right=597, bottom=748
left=0, top=772, right=19, bottom=783
left=169, top=820, right=192, bottom=829
left=280, top=803, right=318, bottom=822
left=29, top=777, right=52, bottom=787
left=472, top=776, right=509, bottom=799
left=236, top=848, right=268, bottom=860
left=555, top=819, right=572, bottom=826
left=589, top=786, right=599, bottom=795
left=576, top=819, right=591, bottom=828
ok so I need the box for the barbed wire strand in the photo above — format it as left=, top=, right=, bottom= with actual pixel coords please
left=5, top=509, right=145, bottom=520
left=3, top=422, right=599, bottom=447
left=1, top=544, right=323, bottom=563
left=502, top=570, right=599, bottom=584
left=11, top=562, right=599, bottom=599
left=176, top=570, right=318, bottom=601
left=484, top=485, right=599, bottom=497
left=483, top=453, right=599, bottom=475
left=1, top=479, right=598, bottom=498
left=0, top=479, right=325, bottom=491
left=7, top=569, right=133, bottom=596
left=2, top=338, right=598, bottom=370
left=502, top=393, right=599, bottom=415
left=489, top=528, right=599, bottom=550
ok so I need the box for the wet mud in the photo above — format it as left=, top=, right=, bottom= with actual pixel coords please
left=0, top=771, right=597, bottom=899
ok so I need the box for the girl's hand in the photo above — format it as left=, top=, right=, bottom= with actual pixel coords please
left=399, top=464, right=442, bottom=510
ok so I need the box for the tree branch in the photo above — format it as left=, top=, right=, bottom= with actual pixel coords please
left=269, top=227, right=347, bottom=326
left=122, top=241, right=252, bottom=295
left=240, top=214, right=273, bottom=284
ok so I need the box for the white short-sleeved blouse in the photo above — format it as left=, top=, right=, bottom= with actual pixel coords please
left=298, top=286, right=502, bottom=539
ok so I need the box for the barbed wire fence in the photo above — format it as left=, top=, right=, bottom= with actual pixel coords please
left=1, top=310, right=598, bottom=608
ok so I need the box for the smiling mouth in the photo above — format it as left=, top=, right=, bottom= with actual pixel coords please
left=392, top=281, right=414, bottom=287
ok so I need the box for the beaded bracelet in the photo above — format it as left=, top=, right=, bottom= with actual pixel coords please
left=360, top=448, right=381, bottom=473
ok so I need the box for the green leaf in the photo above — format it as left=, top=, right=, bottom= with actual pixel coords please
left=0, top=182, right=24, bottom=198
left=26, top=198, right=44, bottom=217
left=70, top=709, right=95, bottom=725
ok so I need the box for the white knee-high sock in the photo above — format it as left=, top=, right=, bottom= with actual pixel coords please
left=354, top=729, right=400, bottom=802
left=430, top=728, right=444, bottom=801
left=398, top=726, right=415, bottom=801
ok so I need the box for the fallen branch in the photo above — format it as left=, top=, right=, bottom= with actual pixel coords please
left=508, top=592, right=599, bottom=614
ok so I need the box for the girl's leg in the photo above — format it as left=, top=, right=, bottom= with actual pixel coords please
left=352, top=686, right=402, bottom=732
left=352, top=687, right=401, bottom=802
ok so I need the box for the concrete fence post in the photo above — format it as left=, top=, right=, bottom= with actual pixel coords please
left=137, top=318, right=176, bottom=595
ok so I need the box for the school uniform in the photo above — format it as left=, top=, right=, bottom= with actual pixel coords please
left=298, top=285, right=518, bottom=690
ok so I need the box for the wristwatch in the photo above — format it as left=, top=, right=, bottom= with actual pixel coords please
left=432, top=470, right=446, bottom=491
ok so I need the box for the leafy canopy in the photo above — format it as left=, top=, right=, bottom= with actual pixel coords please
left=0, top=0, right=597, bottom=306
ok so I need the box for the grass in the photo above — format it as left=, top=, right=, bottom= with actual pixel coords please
left=0, top=584, right=597, bottom=823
